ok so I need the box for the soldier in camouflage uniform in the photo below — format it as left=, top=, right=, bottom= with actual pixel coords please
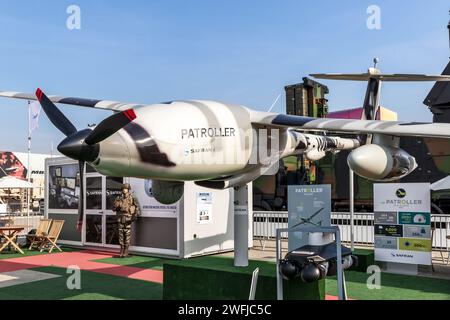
left=113, top=183, right=141, bottom=258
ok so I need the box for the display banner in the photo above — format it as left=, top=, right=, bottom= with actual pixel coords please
left=130, top=178, right=179, bottom=217
left=373, top=183, right=431, bottom=265
left=2, top=151, right=50, bottom=200
left=196, top=192, right=213, bottom=224
left=288, top=185, right=331, bottom=251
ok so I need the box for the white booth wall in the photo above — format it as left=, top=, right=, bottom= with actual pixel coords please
left=181, top=182, right=253, bottom=258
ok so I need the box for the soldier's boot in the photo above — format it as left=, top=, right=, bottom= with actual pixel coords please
left=123, top=245, right=131, bottom=258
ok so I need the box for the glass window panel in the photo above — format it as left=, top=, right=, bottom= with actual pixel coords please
left=106, top=215, right=119, bottom=245
left=48, top=164, right=79, bottom=210
left=86, top=177, right=102, bottom=210
left=86, top=215, right=102, bottom=243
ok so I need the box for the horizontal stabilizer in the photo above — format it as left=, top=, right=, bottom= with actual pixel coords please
left=311, top=73, right=450, bottom=82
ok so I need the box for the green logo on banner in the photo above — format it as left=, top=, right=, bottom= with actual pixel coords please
left=396, top=189, right=406, bottom=198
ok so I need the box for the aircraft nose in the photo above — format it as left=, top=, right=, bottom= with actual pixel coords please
left=58, top=129, right=100, bottom=163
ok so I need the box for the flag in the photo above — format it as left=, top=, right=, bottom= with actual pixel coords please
left=30, top=101, right=41, bottom=132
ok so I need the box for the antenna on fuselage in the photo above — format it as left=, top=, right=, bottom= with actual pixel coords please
left=373, top=57, right=380, bottom=69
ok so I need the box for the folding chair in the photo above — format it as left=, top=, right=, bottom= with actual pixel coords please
left=28, top=219, right=52, bottom=250
left=38, top=220, right=65, bottom=253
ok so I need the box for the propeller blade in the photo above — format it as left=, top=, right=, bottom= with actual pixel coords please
left=77, top=161, right=85, bottom=232
left=36, top=88, right=78, bottom=137
left=84, top=109, right=137, bottom=145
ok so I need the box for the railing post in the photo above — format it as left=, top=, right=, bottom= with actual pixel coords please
left=349, top=168, right=355, bottom=252
left=276, top=228, right=283, bottom=300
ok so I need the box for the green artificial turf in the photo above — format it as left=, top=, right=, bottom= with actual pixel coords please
left=0, top=247, right=79, bottom=260
left=0, top=266, right=162, bottom=300
left=96, top=255, right=326, bottom=300
left=1, top=250, right=447, bottom=300
left=163, top=263, right=325, bottom=300
left=64, top=293, right=123, bottom=300
left=95, top=255, right=167, bottom=270
left=326, top=271, right=450, bottom=300
left=97, top=255, right=450, bottom=300
left=95, top=255, right=278, bottom=276
left=350, top=248, right=375, bottom=272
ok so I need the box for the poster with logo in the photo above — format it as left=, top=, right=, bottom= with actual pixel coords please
left=129, top=178, right=179, bottom=217
left=288, top=185, right=331, bottom=251
left=197, top=192, right=212, bottom=224
left=48, top=163, right=79, bottom=210
left=373, top=183, right=431, bottom=265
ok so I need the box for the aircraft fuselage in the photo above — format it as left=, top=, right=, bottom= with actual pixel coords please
left=91, top=100, right=296, bottom=181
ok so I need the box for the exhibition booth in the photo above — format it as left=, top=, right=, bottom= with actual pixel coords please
left=45, top=157, right=253, bottom=258
left=43, top=156, right=436, bottom=300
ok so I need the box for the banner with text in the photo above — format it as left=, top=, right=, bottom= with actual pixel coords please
left=373, top=183, right=431, bottom=265
left=197, top=192, right=213, bottom=224
left=288, top=185, right=331, bottom=251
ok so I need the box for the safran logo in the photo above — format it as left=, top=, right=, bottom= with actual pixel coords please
left=396, top=189, right=406, bottom=198
left=391, top=252, right=413, bottom=259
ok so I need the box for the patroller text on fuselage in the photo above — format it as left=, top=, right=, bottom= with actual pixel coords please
left=181, top=127, right=237, bottom=139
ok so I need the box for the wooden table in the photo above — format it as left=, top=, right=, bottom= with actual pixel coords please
left=0, top=226, right=26, bottom=254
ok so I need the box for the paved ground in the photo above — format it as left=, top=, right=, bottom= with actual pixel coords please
left=0, top=250, right=163, bottom=283
left=0, top=269, right=60, bottom=288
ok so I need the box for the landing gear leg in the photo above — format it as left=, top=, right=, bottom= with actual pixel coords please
left=234, top=185, right=249, bottom=267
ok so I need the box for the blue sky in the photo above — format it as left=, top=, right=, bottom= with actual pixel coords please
left=0, top=0, right=449, bottom=154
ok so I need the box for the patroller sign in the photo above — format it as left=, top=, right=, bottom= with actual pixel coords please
left=374, top=183, right=431, bottom=265
left=288, top=185, right=331, bottom=251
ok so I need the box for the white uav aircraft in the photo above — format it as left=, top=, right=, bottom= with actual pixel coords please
left=1, top=71, right=450, bottom=228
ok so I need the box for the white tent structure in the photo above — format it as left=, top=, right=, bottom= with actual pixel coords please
left=0, top=176, right=37, bottom=189
left=431, top=176, right=450, bottom=191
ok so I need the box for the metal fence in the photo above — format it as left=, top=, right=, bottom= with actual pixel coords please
left=331, top=212, right=374, bottom=246
left=253, top=211, right=450, bottom=252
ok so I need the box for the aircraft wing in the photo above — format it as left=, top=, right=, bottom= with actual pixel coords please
left=0, top=90, right=144, bottom=111
left=251, top=112, right=450, bottom=139
left=311, top=73, right=450, bottom=82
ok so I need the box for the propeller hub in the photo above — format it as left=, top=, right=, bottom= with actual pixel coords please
left=58, top=129, right=100, bottom=163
